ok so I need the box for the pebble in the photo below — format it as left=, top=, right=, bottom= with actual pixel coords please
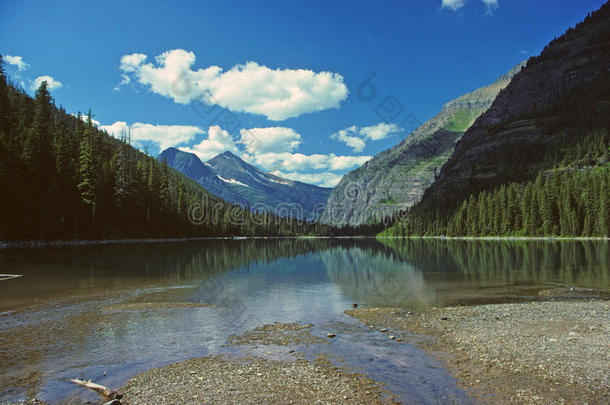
left=347, top=300, right=610, bottom=403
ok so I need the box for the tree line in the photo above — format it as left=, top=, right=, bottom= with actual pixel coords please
left=384, top=69, right=610, bottom=238
left=1, top=55, right=383, bottom=240
left=388, top=165, right=609, bottom=237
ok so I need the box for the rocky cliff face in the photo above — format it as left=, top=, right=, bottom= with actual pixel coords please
left=159, top=148, right=332, bottom=220
left=320, top=62, right=525, bottom=226
left=416, top=2, right=610, bottom=212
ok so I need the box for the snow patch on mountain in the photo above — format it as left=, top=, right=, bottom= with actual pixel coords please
left=217, top=175, right=249, bottom=187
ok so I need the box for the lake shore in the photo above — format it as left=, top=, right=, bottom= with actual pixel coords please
left=2, top=234, right=608, bottom=249
left=0, top=236, right=375, bottom=249
left=377, top=235, right=610, bottom=241
left=346, top=299, right=610, bottom=404
left=120, top=355, right=396, bottom=404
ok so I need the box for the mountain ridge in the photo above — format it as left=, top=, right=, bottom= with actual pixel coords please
left=320, top=60, right=525, bottom=226
left=159, top=148, right=332, bottom=220
left=415, top=2, right=610, bottom=213
left=387, top=1, right=610, bottom=237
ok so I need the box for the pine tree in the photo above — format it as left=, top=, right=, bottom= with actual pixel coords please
left=78, top=125, right=98, bottom=220
left=146, top=158, right=160, bottom=221
left=0, top=54, right=11, bottom=138
left=159, top=158, right=171, bottom=228
left=598, top=175, right=609, bottom=236
left=114, top=129, right=134, bottom=209
left=25, top=81, right=54, bottom=185
left=466, top=194, right=477, bottom=235
left=478, top=191, right=488, bottom=236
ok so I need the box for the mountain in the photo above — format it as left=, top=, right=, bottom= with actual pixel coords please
left=390, top=2, right=610, bottom=237
left=158, top=148, right=333, bottom=220
left=0, top=54, right=334, bottom=240
left=320, top=61, right=525, bottom=226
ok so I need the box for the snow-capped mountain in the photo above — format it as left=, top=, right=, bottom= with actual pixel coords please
left=158, top=148, right=332, bottom=220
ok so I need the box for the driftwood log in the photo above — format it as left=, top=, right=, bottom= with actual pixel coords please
left=69, top=378, right=123, bottom=401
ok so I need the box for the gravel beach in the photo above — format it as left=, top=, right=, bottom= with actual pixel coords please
left=346, top=300, right=610, bottom=404
left=122, top=355, right=396, bottom=404
left=119, top=322, right=399, bottom=404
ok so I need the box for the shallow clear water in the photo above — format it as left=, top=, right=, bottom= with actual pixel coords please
left=0, top=238, right=608, bottom=403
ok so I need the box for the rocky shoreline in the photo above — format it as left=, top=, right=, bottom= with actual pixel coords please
left=121, top=355, right=396, bottom=404
left=120, top=322, right=398, bottom=404
left=346, top=299, right=609, bottom=404
left=7, top=299, right=608, bottom=404
left=119, top=298, right=610, bottom=404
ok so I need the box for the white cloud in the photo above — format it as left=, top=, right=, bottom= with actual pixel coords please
left=5, top=55, right=29, bottom=71
left=99, top=121, right=128, bottom=137
left=271, top=170, right=343, bottom=188
left=441, top=0, right=499, bottom=13
left=441, top=0, right=466, bottom=10
left=117, top=49, right=349, bottom=121
left=248, top=152, right=371, bottom=172
left=31, top=75, right=62, bottom=91
left=113, top=54, right=148, bottom=91
left=360, top=122, right=402, bottom=140
left=239, top=127, right=302, bottom=154
left=482, top=0, right=499, bottom=14
left=331, top=125, right=366, bottom=152
left=119, top=53, right=147, bottom=72
left=100, top=121, right=203, bottom=151
left=181, top=125, right=239, bottom=161
left=71, top=113, right=100, bottom=126
left=331, top=122, right=401, bottom=152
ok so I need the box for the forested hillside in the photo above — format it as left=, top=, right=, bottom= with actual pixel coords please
left=0, top=55, right=338, bottom=240
left=384, top=3, right=610, bottom=238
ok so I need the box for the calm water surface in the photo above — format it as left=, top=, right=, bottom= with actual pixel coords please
left=0, top=238, right=608, bottom=403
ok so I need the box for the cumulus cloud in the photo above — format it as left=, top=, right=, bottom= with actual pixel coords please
left=271, top=170, right=343, bottom=188
left=360, top=123, right=402, bottom=140
left=119, top=53, right=147, bottom=72
left=482, top=0, right=499, bottom=14
left=441, top=0, right=466, bottom=10
left=441, top=0, right=499, bottom=13
left=181, top=125, right=239, bottom=161
left=239, top=127, right=302, bottom=154
left=95, top=118, right=368, bottom=186
left=31, top=75, right=62, bottom=91
left=71, top=113, right=100, bottom=126
left=331, top=125, right=366, bottom=152
left=247, top=152, right=371, bottom=172
left=117, top=49, right=348, bottom=120
left=331, top=122, right=402, bottom=152
left=5, top=55, right=29, bottom=71
left=100, top=121, right=203, bottom=151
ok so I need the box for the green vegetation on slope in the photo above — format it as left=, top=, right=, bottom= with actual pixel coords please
left=384, top=69, right=610, bottom=238
left=386, top=163, right=609, bottom=237
left=444, top=109, right=479, bottom=132
left=0, top=55, right=356, bottom=240
left=320, top=61, right=524, bottom=227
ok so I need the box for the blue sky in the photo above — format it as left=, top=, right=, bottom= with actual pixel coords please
left=1, top=0, right=606, bottom=186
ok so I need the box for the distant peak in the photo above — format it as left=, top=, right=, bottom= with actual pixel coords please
left=221, top=150, right=239, bottom=158
left=208, top=150, right=245, bottom=163
left=159, top=146, right=182, bottom=156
